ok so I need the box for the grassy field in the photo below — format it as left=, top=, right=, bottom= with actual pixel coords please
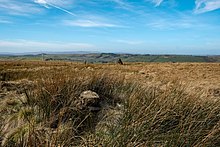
left=0, top=61, right=220, bottom=146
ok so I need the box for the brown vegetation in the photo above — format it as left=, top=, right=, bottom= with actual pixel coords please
left=0, top=61, right=220, bottom=146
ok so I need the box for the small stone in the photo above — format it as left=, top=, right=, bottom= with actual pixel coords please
left=79, top=90, right=101, bottom=111
left=80, top=90, right=99, bottom=100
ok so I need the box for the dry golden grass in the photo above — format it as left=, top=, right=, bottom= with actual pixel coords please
left=1, top=61, right=219, bottom=98
left=0, top=61, right=220, bottom=146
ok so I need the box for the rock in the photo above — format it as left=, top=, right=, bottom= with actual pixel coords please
left=117, top=58, right=123, bottom=65
left=79, top=90, right=101, bottom=111
left=80, top=90, right=99, bottom=100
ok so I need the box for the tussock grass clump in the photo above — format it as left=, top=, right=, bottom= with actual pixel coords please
left=83, top=84, right=220, bottom=146
left=0, top=72, right=126, bottom=146
left=1, top=71, right=220, bottom=146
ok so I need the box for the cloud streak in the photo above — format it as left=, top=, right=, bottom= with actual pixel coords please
left=110, top=0, right=134, bottom=10
left=63, top=19, right=121, bottom=28
left=34, top=0, right=76, bottom=16
left=0, top=40, right=95, bottom=53
left=147, top=19, right=195, bottom=29
left=0, top=19, right=12, bottom=24
left=147, top=18, right=209, bottom=30
left=194, top=0, right=220, bottom=14
left=0, top=0, right=43, bottom=15
left=146, top=0, right=163, bottom=7
left=153, top=0, right=163, bottom=7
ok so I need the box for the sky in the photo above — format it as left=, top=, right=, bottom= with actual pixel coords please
left=0, top=0, right=220, bottom=55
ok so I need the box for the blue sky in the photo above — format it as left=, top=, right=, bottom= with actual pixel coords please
left=0, top=0, right=220, bottom=55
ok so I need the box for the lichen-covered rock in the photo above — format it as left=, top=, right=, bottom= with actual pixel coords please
left=77, top=90, right=101, bottom=111
left=80, top=90, right=99, bottom=100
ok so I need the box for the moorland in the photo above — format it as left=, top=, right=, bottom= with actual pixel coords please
left=0, top=60, right=220, bottom=146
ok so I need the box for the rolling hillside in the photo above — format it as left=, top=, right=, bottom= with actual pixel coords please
left=0, top=53, right=220, bottom=63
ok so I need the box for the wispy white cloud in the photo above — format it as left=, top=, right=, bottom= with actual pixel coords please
left=111, top=0, right=127, bottom=6
left=153, top=0, right=164, bottom=7
left=147, top=19, right=194, bottom=29
left=34, top=0, right=76, bottom=16
left=0, top=40, right=95, bottom=52
left=110, top=0, right=134, bottom=10
left=147, top=17, right=208, bottom=30
left=194, top=0, right=220, bottom=14
left=34, top=0, right=73, bottom=7
left=146, top=0, right=164, bottom=7
left=0, top=0, right=76, bottom=16
left=0, top=0, right=43, bottom=15
left=63, top=19, right=121, bottom=28
left=0, top=18, right=12, bottom=24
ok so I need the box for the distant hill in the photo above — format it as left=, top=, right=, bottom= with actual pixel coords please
left=0, top=53, right=220, bottom=63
